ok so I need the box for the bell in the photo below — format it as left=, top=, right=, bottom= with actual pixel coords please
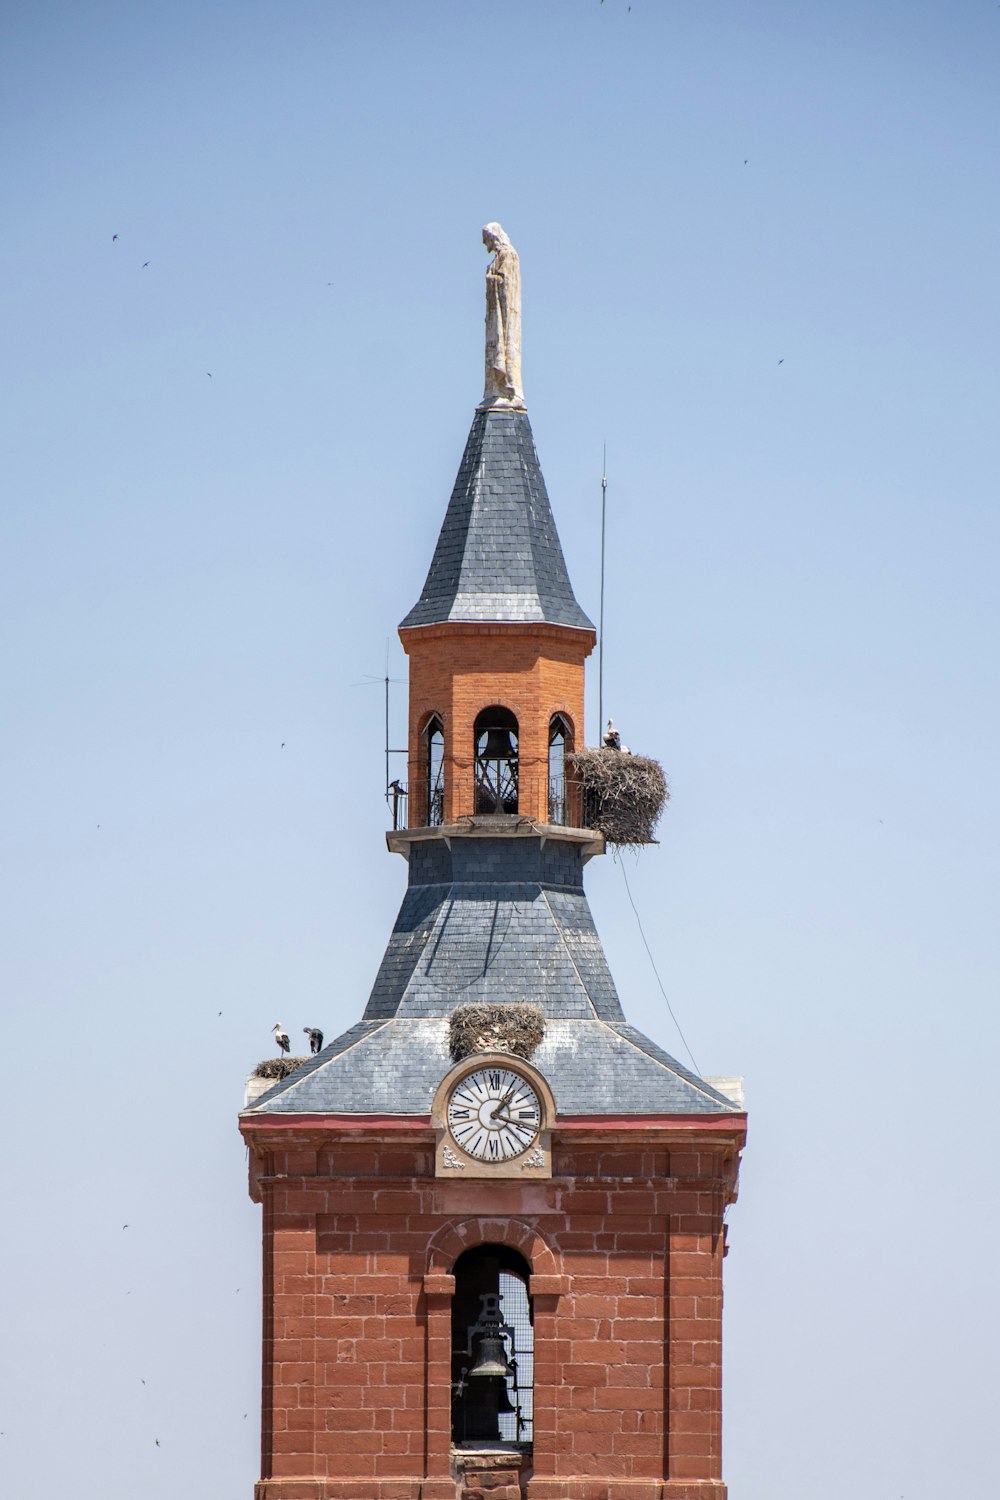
left=466, top=1331, right=511, bottom=1380
left=478, top=727, right=517, bottom=761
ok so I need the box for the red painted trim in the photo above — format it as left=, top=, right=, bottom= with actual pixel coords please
left=399, top=621, right=598, bottom=652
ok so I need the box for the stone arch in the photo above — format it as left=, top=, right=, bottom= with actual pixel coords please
left=426, top=1216, right=558, bottom=1278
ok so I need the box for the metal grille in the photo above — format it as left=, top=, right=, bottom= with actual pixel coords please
left=427, top=721, right=445, bottom=825
left=497, top=1272, right=533, bottom=1444
left=474, top=754, right=519, bottom=814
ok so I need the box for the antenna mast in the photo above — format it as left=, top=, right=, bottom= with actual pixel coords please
left=384, top=637, right=390, bottom=797
left=597, top=444, right=607, bottom=745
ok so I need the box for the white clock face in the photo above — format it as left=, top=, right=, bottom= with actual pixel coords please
left=447, top=1066, right=542, bottom=1162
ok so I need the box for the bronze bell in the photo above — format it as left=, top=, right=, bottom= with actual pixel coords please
left=467, top=1330, right=512, bottom=1380
left=478, top=727, right=517, bottom=761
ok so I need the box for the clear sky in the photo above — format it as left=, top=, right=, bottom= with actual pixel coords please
left=2, top=3, right=997, bottom=1496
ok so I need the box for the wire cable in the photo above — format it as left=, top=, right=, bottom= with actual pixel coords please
left=617, top=854, right=701, bottom=1076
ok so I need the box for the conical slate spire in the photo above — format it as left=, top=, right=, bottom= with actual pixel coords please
left=400, top=407, right=594, bottom=631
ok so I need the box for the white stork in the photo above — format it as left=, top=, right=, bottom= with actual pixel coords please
left=603, top=718, right=631, bottom=754
left=272, top=1023, right=290, bottom=1055
left=303, top=1026, right=324, bottom=1055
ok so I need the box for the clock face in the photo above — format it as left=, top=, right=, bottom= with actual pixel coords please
left=447, top=1066, right=542, bottom=1162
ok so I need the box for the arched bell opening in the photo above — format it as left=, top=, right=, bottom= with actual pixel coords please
left=474, top=707, right=519, bottom=815
left=547, top=713, right=574, bottom=825
left=451, top=1244, right=534, bottom=1449
left=423, top=714, right=445, bottom=827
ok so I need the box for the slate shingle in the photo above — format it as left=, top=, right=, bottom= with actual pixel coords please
left=400, top=408, right=595, bottom=631
left=243, top=837, right=741, bottom=1119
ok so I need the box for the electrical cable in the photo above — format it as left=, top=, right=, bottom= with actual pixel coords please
left=616, top=854, right=702, bottom=1076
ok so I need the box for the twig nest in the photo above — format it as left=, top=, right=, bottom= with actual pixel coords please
left=254, top=1056, right=310, bottom=1080
left=569, top=747, right=669, bottom=848
left=449, top=1003, right=546, bottom=1062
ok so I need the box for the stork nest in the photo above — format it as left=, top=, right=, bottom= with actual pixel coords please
left=449, top=1003, right=545, bottom=1062
left=569, top=748, right=669, bottom=848
left=254, top=1056, right=310, bottom=1080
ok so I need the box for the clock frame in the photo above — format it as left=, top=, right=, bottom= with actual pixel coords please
left=431, top=1052, right=556, bottom=1179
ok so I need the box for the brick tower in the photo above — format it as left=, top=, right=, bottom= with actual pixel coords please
left=241, top=226, right=746, bottom=1500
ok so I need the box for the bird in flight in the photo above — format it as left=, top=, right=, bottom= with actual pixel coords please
left=281, top=742, right=286, bottom=748
left=777, top=358, right=784, bottom=365
left=273, top=1023, right=290, bottom=1055
left=112, top=234, right=119, bottom=242
left=206, top=371, right=213, bottom=378
left=155, top=1439, right=160, bottom=1448
left=142, top=261, right=150, bottom=268
left=122, top=1223, right=129, bottom=1230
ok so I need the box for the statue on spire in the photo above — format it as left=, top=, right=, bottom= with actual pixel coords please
left=481, top=223, right=525, bottom=409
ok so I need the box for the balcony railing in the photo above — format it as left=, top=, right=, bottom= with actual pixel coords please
left=387, top=783, right=408, bottom=830
left=390, top=775, right=588, bottom=831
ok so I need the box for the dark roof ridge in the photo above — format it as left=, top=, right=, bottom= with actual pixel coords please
left=538, top=884, right=606, bottom=1022
left=603, top=1020, right=742, bottom=1111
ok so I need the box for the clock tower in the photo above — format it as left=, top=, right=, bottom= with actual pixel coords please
left=240, top=227, right=746, bottom=1500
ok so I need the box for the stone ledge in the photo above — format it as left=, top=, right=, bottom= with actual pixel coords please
left=387, top=818, right=604, bottom=861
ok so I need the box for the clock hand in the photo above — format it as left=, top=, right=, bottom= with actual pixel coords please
left=492, top=1084, right=519, bottom=1115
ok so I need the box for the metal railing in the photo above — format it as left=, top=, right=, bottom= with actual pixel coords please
left=387, top=783, right=408, bottom=830
left=388, top=774, right=592, bottom=831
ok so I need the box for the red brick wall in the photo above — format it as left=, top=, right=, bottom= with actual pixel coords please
left=399, top=621, right=594, bottom=826
left=244, top=1127, right=743, bottom=1500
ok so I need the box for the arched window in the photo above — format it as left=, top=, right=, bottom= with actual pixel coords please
left=547, top=714, right=573, bottom=824
left=451, top=1245, right=533, bottom=1448
left=474, top=707, right=519, bottom=815
left=424, top=715, right=444, bottom=826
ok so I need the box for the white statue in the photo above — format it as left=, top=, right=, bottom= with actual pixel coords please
left=481, top=222, right=525, bottom=409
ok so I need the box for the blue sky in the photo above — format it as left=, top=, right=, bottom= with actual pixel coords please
left=2, top=3, right=998, bottom=1496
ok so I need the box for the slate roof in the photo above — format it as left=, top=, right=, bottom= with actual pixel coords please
left=399, top=408, right=595, bottom=631
left=244, top=1016, right=740, bottom=1117
left=242, top=835, right=741, bottom=1119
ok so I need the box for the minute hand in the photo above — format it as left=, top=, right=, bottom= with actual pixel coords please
left=491, top=1084, right=518, bottom=1115
left=493, top=1108, right=532, bottom=1128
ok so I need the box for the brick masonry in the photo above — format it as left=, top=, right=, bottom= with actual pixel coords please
left=242, top=1124, right=743, bottom=1500
left=400, top=620, right=593, bottom=826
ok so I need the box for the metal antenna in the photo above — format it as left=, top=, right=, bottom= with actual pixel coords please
left=349, top=642, right=406, bottom=804
left=384, top=637, right=390, bottom=796
left=597, top=443, right=607, bottom=745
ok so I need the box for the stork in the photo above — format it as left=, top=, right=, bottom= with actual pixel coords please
left=603, top=718, right=631, bottom=755
left=303, top=1027, right=324, bottom=1055
left=272, top=1023, right=290, bottom=1055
